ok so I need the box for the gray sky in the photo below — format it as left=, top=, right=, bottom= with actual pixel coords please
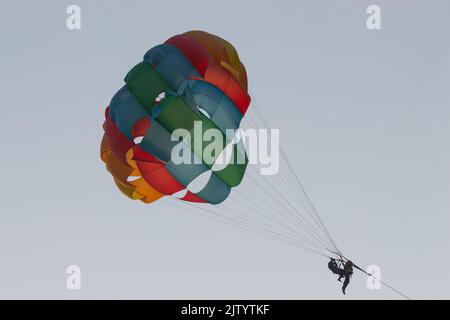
left=0, top=0, right=449, bottom=299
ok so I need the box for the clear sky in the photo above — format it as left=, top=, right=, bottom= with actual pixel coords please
left=0, top=0, right=449, bottom=299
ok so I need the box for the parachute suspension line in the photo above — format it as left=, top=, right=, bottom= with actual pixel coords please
left=243, top=104, right=337, bottom=251
left=280, top=148, right=343, bottom=257
left=237, top=140, right=339, bottom=255
left=207, top=182, right=334, bottom=255
left=241, top=171, right=337, bottom=254
left=162, top=198, right=332, bottom=258
left=360, top=268, right=411, bottom=300
left=246, top=89, right=343, bottom=257
left=241, top=115, right=337, bottom=253
left=244, top=164, right=334, bottom=249
left=275, top=157, right=336, bottom=249
left=248, top=95, right=334, bottom=246
left=235, top=178, right=335, bottom=254
left=220, top=202, right=330, bottom=255
left=223, top=191, right=331, bottom=253
left=240, top=108, right=340, bottom=257
left=210, top=178, right=335, bottom=256
left=238, top=163, right=328, bottom=239
left=340, top=258, right=411, bottom=300
left=228, top=141, right=338, bottom=255
left=183, top=186, right=330, bottom=255
left=199, top=202, right=332, bottom=258
left=219, top=196, right=318, bottom=248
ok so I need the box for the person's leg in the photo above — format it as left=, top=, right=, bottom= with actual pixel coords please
left=342, top=275, right=350, bottom=294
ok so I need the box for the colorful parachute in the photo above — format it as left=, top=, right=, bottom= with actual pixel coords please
left=100, top=31, right=251, bottom=204
left=99, top=31, right=410, bottom=299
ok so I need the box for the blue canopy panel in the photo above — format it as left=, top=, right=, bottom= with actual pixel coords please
left=108, top=86, right=149, bottom=140
left=144, top=44, right=201, bottom=95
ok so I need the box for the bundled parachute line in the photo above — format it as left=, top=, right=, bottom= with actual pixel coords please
left=101, top=30, right=410, bottom=299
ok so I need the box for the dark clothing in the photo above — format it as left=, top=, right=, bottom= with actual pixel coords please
left=328, top=259, right=353, bottom=295
left=328, top=259, right=338, bottom=272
